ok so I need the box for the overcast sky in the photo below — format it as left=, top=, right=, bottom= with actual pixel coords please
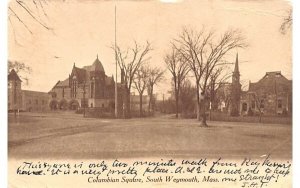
left=8, top=0, right=292, bottom=95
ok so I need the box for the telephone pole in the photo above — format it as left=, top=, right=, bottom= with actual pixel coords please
left=114, top=5, right=118, bottom=118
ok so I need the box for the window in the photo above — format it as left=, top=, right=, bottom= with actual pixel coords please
left=91, top=82, right=94, bottom=98
left=42, top=100, right=45, bottom=105
left=278, top=99, right=282, bottom=108
left=28, top=100, right=31, bottom=104
left=251, top=101, right=255, bottom=109
left=242, top=103, right=247, bottom=111
left=62, top=88, right=65, bottom=98
left=35, top=99, right=38, bottom=105
left=71, top=80, right=77, bottom=98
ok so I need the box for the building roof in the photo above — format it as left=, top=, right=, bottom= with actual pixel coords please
left=83, top=55, right=105, bottom=73
left=249, top=71, right=292, bottom=93
left=91, top=55, right=105, bottom=73
left=51, top=55, right=113, bottom=91
left=8, top=69, right=22, bottom=82
left=56, top=78, right=69, bottom=87
left=234, top=53, right=239, bottom=73
left=22, top=90, right=49, bottom=97
left=71, top=65, right=87, bottom=84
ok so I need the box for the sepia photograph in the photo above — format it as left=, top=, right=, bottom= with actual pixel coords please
left=6, top=0, right=293, bottom=187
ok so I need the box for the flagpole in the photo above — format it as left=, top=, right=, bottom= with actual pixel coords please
left=114, top=5, right=118, bottom=118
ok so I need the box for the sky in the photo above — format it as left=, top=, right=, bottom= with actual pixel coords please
left=8, top=0, right=292, bottom=96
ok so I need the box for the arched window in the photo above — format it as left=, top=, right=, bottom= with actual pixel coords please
left=72, top=79, right=77, bottom=98
left=242, top=103, right=247, bottom=111
left=91, top=82, right=94, bottom=98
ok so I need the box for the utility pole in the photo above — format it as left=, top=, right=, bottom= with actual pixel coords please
left=114, top=5, right=118, bottom=118
left=83, top=82, right=86, bottom=118
left=275, top=80, right=278, bottom=115
left=14, top=77, right=17, bottom=118
left=162, top=93, right=165, bottom=113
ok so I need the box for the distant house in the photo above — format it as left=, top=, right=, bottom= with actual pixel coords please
left=8, top=69, right=49, bottom=112
left=216, top=82, right=231, bottom=112
left=130, top=92, right=150, bottom=114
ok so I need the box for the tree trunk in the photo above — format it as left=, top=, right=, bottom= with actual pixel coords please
left=175, top=90, right=179, bottom=118
left=148, top=96, right=151, bottom=114
left=125, top=89, right=131, bottom=118
left=196, top=85, right=201, bottom=121
left=259, top=112, right=262, bottom=123
left=200, top=99, right=208, bottom=127
left=148, top=85, right=153, bottom=115
left=139, top=94, right=143, bottom=117
left=197, top=102, right=201, bottom=121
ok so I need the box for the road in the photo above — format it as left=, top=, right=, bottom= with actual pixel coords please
left=8, top=112, right=292, bottom=159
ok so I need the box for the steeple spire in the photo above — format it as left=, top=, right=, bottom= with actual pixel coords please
left=234, top=53, right=239, bottom=73
left=97, top=54, right=98, bottom=59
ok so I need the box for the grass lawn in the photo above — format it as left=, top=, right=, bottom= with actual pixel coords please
left=8, top=112, right=292, bottom=159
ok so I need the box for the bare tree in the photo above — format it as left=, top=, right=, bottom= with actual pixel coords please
left=179, top=78, right=196, bottom=118
left=173, top=26, right=246, bottom=126
left=164, top=47, right=190, bottom=118
left=208, top=67, right=231, bottom=111
left=147, top=67, right=164, bottom=115
left=133, top=65, right=149, bottom=117
left=254, top=94, right=264, bottom=123
left=280, top=9, right=292, bottom=35
left=8, top=0, right=53, bottom=45
left=114, top=41, right=152, bottom=118
left=8, top=0, right=54, bottom=83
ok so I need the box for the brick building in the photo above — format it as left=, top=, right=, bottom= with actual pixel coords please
left=8, top=69, right=22, bottom=111
left=8, top=69, right=49, bottom=112
left=49, top=55, right=125, bottom=116
left=240, top=71, right=292, bottom=116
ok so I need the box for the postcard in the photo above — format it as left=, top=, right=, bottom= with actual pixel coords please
left=7, top=0, right=292, bottom=187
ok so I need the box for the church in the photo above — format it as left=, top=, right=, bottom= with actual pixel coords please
left=217, top=54, right=292, bottom=116
left=240, top=71, right=292, bottom=116
left=49, top=55, right=123, bottom=114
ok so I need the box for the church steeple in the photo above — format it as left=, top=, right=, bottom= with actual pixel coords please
left=230, top=52, right=241, bottom=116
left=234, top=53, right=239, bottom=74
